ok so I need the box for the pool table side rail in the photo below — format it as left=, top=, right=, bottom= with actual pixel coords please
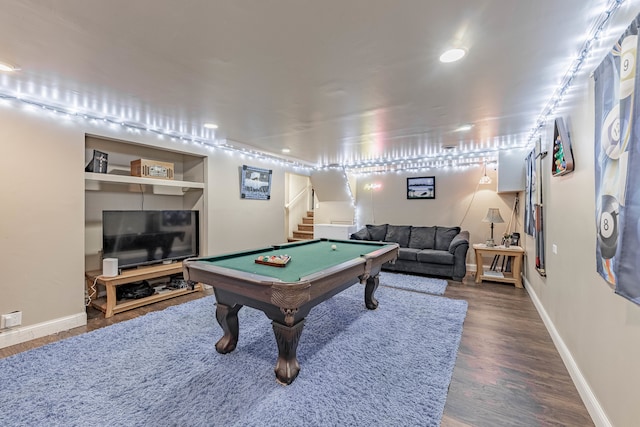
left=188, top=246, right=275, bottom=263
left=272, top=238, right=395, bottom=250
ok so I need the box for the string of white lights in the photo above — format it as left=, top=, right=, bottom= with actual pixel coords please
left=0, top=0, right=626, bottom=175
left=337, top=146, right=516, bottom=173
left=0, top=91, right=313, bottom=171
left=526, top=0, right=625, bottom=145
left=349, top=158, right=498, bottom=176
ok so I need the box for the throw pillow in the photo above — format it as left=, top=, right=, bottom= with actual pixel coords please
left=350, top=227, right=371, bottom=240
left=384, top=225, right=412, bottom=248
left=366, top=224, right=388, bottom=241
left=408, top=226, right=436, bottom=249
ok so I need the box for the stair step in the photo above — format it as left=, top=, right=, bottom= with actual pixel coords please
left=292, top=230, right=314, bottom=239
left=302, top=217, right=314, bottom=224
left=306, top=211, right=314, bottom=217
left=298, top=224, right=313, bottom=232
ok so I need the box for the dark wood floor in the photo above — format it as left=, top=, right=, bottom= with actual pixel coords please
left=0, top=275, right=593, bottom=426
left=441, top=277, right=593, bottom=427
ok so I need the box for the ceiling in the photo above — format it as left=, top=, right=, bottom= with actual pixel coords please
left=0, top=0, right=612, bottom=169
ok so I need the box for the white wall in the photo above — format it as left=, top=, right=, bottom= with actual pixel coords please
left=206, top=151, right=289, bottom=254
left=0, top=107, right=85, bottom=328
left=311, top=169, right=356, bottom=226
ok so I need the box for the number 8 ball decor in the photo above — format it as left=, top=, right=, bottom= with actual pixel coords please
left=598, top=194, right=619, bottom=260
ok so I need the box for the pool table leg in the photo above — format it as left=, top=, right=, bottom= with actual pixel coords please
left=272, top=319, right=305, bottom=385
left=364, top=274, right=380, bottom=310
left=215, top=303, right=242, bottom=354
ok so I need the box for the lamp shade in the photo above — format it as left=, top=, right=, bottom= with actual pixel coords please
left=482, top=208, right=504, bottom=224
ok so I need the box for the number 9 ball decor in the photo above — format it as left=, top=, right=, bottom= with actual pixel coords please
left=598, top=194, right=619, bottom=259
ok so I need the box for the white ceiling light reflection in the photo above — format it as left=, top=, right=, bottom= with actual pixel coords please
left=439, top=48, right=467, bottom=63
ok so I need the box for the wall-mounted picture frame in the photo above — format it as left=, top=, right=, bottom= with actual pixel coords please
left=240, top=165, right=272, bottom=200
left=407, top=176, right=435, bottom=199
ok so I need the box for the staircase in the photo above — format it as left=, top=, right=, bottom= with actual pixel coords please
left=289, top=211, right=315, bottom=241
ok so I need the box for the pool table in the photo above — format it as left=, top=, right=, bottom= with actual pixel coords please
left=183, top=238, right=399, bottom=385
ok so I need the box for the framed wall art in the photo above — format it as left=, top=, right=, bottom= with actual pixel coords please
left=406, top=176, right=435, bottom=199
left=240, top=165, right=272, bottom=200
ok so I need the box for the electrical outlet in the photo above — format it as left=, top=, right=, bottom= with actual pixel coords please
left=1, top=311, right=22, bottom=329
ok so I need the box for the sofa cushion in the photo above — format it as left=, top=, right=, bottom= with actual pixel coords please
left=350, top=227, right=371, bottom=240
left=408, top=226, right=436, bottom=249
left=366, top=224, right=388, bottom=241
left=398, top=248, right=420, bottom=261
left=416, top=249, right=455, bottom=265
left=434, top=226, right=461, bottom=251
left=384, top=225, right=412, bottom=248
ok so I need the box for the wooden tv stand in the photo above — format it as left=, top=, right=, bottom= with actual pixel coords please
left=85, top=261, right=202, bottom=318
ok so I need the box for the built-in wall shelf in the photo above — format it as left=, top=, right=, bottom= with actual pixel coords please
left=85, top=172, right=205, bottom=192
left=84, top=134, right=207, bottom=274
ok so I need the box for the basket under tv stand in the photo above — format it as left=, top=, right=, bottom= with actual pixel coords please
left=85, top=261, right=202, bottom=318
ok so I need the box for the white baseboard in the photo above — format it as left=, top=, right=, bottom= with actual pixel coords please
left=0, top=312, right=87, bottom=349
left=523, top=277, right=611, bottom=427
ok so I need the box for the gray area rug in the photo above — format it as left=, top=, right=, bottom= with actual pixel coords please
left=0, top=280, right=467, bottom=426
left=380, top=272, right=448, bottom=295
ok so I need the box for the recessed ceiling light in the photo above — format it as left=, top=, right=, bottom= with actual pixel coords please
left=203, top=123, right=218, bottom=129
left=439, top=48, right=467, bottom=63
left=454, top=123, right=474, bottom=132
left=281, top=148, right=291, bottom=154
left=0, top=61, right=19, bottom=72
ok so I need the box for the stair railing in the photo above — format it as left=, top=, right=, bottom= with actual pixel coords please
left=284, top=183, right=312, bottom=213
left=284, top=183, right=312, bottom=240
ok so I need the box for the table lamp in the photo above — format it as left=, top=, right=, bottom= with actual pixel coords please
left=482, top=208, right=504, bottom=247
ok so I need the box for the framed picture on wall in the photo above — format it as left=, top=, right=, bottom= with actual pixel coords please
left=240, top=165, right=272, bottom=200
left=407, top=176, right=435, bottom=199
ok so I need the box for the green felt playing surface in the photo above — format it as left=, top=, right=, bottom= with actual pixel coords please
left=200, top=240, right=393, bottom=282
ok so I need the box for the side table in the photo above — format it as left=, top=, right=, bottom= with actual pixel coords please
left=473, top=243, right=525, bottom=288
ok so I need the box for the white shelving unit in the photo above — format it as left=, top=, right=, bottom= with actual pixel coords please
left=85, top=172, right=205, bottom=193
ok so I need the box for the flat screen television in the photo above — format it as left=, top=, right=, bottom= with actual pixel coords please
left=102, top=210, right=200, bottom=269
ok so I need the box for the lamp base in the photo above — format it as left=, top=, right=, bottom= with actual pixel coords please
left=485, top=239, right=496, bottom=247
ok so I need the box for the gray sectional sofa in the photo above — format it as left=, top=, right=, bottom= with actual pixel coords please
left=350, top=224, right=469, bottom=281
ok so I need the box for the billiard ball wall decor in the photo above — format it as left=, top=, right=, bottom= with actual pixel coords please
left=551, top=117, right=575, bottom=176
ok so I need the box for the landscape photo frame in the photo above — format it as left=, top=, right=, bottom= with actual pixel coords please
left=407, top=176, right=436, bottom=199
